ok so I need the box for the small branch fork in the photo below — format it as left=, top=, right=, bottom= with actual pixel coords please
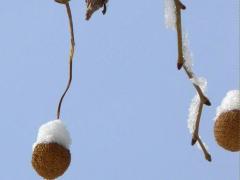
left=57, top=3, right=75, bottom=119
left=174, top=0, right=212, bottom=161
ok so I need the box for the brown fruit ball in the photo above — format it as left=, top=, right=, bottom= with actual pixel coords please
left=32, top=143, right=71, bottom=179
left=214, top=109, right=240, bottom=152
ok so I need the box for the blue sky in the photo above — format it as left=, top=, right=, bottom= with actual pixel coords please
left=0, top=0, right=239, bottom=179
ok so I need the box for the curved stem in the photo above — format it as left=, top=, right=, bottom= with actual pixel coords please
left=57, top=3, right=75, bottom=119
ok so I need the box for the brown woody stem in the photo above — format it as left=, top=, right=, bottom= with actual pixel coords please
left=183, top=65, right=211, bottom=106
left=174, top=0, right=212, bottom=161
left=191, top=102, right=203, bottom=145
left=57, top=3, right=75, bottom=119
left=197, top=136, right=212, bottom=162
left=183, top=65, right=212, bottom=162
left=174, top=0, right=185, bottom=70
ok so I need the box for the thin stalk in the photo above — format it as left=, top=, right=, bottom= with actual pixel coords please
left=197, top=136, right=212, bottom=162
left=57, top=3, right=75, bottom=119
left=191, top=102, right=203, bottom=145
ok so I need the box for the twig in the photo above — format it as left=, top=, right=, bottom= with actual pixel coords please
left=57, top=3, right=75, bottom=119
left=197, top=136, right=212, bottom=162
left=182, top=65, right=211, bottom=147
left=183, top=65, right=212, bottom=162
left=191, top=102, right=203, bottom=145
left=183, top=65, right=211, bottom=106
left=174, top=0, right=212, bottom=161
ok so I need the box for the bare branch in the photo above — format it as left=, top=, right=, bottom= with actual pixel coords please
left=197, top=136, right=212, bottom=162
left=174, top=0, right=185, bottom=69
left=174, top=0, right=212, bottom=161
left=191, top=102, right=203, bottom=145
left=183, top=65, right=211, bottom=106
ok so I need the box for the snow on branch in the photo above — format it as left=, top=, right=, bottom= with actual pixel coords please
left=164, top=0, right=177, bottom=30
left=183, top=33, right=194, bottom=73
left=188, top=77, right=207, bottom=134
left=163, top=0, right=212, bottom=161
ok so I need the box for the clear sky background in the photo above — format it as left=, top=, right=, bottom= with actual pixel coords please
left=0, top=0, right=239, bottom=179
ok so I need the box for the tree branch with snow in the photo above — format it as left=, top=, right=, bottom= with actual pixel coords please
left=182, top=29, right=212, bottom=163
left=164, top=0, right=212, bottom=161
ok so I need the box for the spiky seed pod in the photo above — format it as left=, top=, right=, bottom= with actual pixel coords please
left=85, top=0, right=108, bottom=20
left=55, top=0, right=70, bottom=4
left=214, top=110, right=240, bottom=152
left=32, top=143, right=71, bottom=180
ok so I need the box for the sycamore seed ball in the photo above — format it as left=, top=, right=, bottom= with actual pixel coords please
left=214, top=110, right=240, bottom=152
left=32, top=143, right=71, bottom=179
left=32, top=120, right=71, bottom=179
left=214, top=90, right=240, bottom=152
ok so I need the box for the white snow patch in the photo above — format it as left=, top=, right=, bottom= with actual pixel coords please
left=33, top=120, right=71, bottom=150
left=190, top=76, right=207, bottom=90
left=187, top=94, right=200, bottom=134
left=164, top=0, right=176, bottom=30
left=215, top=90, right=240, bottom=121
left=183, top=33, right=194, bottom=73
